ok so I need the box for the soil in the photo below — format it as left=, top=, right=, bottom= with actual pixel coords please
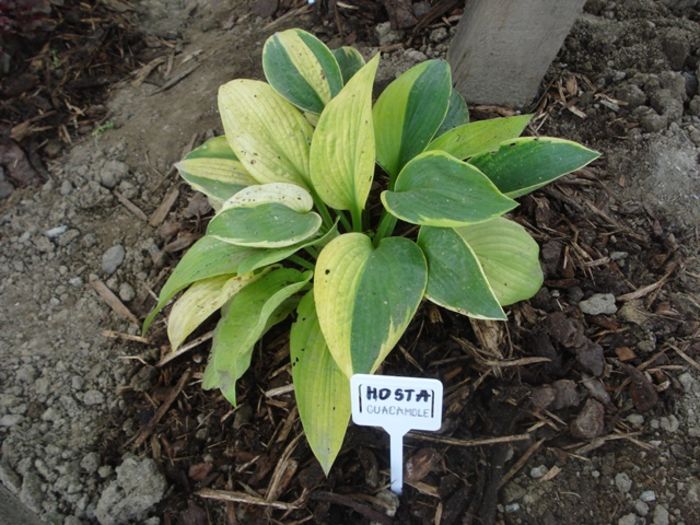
left=1, top=1, right=699, bottom=525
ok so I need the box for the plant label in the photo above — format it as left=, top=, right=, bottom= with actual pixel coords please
left=350, top=374, right=443, bottom=494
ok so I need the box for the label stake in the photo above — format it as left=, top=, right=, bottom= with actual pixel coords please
left=350, top=374, right=444, bottom=495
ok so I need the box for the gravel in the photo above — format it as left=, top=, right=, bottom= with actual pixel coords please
left=615, top=472, right=633, bottom=493
left=640, top=490, right=657, bottom=502
left=101, top=244, right=125, bottom=274
left=653, top=504, right=670, bottom=525
left=579, top=293, right=618, bottom=315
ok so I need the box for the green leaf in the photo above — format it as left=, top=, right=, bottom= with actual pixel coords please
left=373, top=59, right=452, bottom=178
left=235, top=224, right=339, bottom=273
left=469, top=137, right=601, bottom=198
left=218, top=79, right=313, bottom=187
left=208, top=203, right=322, bottom=248
left=428, top=115, right=531, bottom=160
left=291, top=291, right=350, bottom=474
left=314, top=233, right=427, bottom=377
left=332, top=46, right=365, bottom=83
left=144, top=237, right=255, bottom=333
left=435, top=88, right=470, bottom=137
left=456, top=218, right=543, bottom=305
left=176, top=136, right=257, bottom=209
left=310, top=54, right=379, bottom=212
left=167, top=272, right=262, bottom=350
left=417, top=227, right=506, bottom=320
left=381, top=151, right=518, bottom=227
left=263, top=28, right=344, bottom=114
left=203, top=268, right=312, bottom=405
left=208, top=183, right=322, bottom=248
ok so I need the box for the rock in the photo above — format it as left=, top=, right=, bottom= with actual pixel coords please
left=638, top=108, right=668, bottom=133
left=552, top=379, right=580, bottom=410
left=626, top=414, right=645, bottom=426
left=99, top=160, right=128, bottom=189
left=618, top=514, right=638, bottom=525
left=615, top=472, right=633, bottom=493
left=661, top=28, right=689, bottom=70
left=95, top=455, right=167, bottom=525
left=659, top=415, right=679, bottom=433
left=0, top=414, right=23, bottom=427
left=634, top=500, right=649, bottom=516
left=80, top=452, right=100, bottom=474
left=44, top=225, right=68, bottom=239
left=582, top=377, right=611, bottom=404
left=0, top=462, right=22, bottom=494
left=502, top=481, right=525, bottom=503
left=404, top=49, right=427, bottom=62
left=118, top=282, right=135, bottom=302
left=0, top=178, right=14, bottom=199
left=640, top=490, right=656, bottom=502
left=83, top=390, right=104, bottom=406
left=101, top=245, right=125, bottom=274
left=579, top=293, right=617, bottom=315
left=548, top=312, right=586, bottom=348
left=652, top=504, right=669, bottom=525
left=531, top=385, right=556, bottom=410
left=530, top=465, right=548, bottom=479
left=576, top=339, right=605, bottom=376
left=570, top=399, right=605, bottom=439
left=659, top=71, right=687, bottom=101
left=689, top=96, right=700, bottom=117
left=504, top=502, right=520, bottom=513
left=60, top=180, right=73, bottom=196
left=430, top=27, right=448, bottom=43
left=649, top=89, right=683, bottom=121
left=375, top=22, right=402, bottom=46
left=616, top=84, right=647, bottom=108
left=19, top=471, right=43, bottom=513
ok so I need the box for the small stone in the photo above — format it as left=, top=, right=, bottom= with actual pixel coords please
left=552, top=379, right=580, bottom=410
left=640, top=490, right=656, bottom=502
left=615, top=472, right=633, bottom=493
left=0, top=414, right=23, bottom=427
left=19, top=472, right=43, bottom=513
left=83, top=390, right=105, bottom=406
left=375, top=22, right=402, bottom=46
left=618, top=514, right=638, bottom=525
left=430, top=27, right=448, bottom=43
left=653, top=504, right=669, bottom=525
left=659, top=415, right=679, bottom=433
left=579, top=293, right=617, bottom=315
left=504, top=502, right=520, bottom=513
left=531, top=385, right=556, bottom=410
left=60, top=180, right=73, bottom=195
left=570, top=399, right=605, bottom=439
left=118, top=282, right=135, bottom=302
left=576, top=339, right=605, bottom=376
left=616, top=84, right=647, bottom=108
left=635, top=500, right=649, bottom=516
left=0, top=179, right=14, bottom=199
left=688, top=96, right=700, bottom=117
left=81, top=452, right=100, bottom=474
left=404, top=49, right=427, bottom=62
left=102, top=245, right=125, bottom=274
left=530, top=465, right=548, bottom=479
left=98, top=465, right=113, bottom=479
left=69, top=277, right=83, bottom=288
left=44, top=225, right=68, bottom=239
left=639, top=110, right=668, bottom=132
left=99, top=160, right=129, bottom=189
left=662, top=28, right=689, bottom=70
left=412, top=1, right=431, bottom=17
left=626, top=414, right=645, bottom=426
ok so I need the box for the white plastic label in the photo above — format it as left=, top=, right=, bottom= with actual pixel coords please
left=350, top=374, right=443, bottom=494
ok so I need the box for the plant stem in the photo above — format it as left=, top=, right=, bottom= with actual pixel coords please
left=304, top=246, right=319, bottom=259
left=374, top=211, right=397, bottom=244
left=337, top=211, right=352, bottom=232
left=351, top=206, right=363, bottom=233
left=289, top=255, right=315, bottom=271
left=310, top=188, right=332, bottom=228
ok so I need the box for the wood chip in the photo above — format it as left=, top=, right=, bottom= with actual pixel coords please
left=132, top=369, right=191, bottom=448
left=149, top=187, right=179, bottom=227
left=197, top=488, right=302, bottom=511
left=91, top=279, right=139, bottom=325
left=101, top=330, right=150, bottom=344
left=407, top=432, right=531, bottom=448
left=617, top=261, right=677, bottom=302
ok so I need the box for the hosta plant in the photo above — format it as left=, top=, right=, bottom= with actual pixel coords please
left=144, top=28, right=599, bottom=474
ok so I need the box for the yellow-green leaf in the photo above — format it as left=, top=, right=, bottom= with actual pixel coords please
left=203, top=268, right=312, bottom=405
left=310, top=54, right=379, bottom=211
left=456, top=218, right=543, bottom=305
left=314, top=233, right=427, bottom=377
left=263, top=28, right=343, bottom=114
left=428, top=115, right=531, bottom=160
left=218, top=79, right=313, bottom=187
left=167, top=272, right=261, bottom=351
left=291, top=291, right=350, bottom=474
left=373, top=60, right=452, bottom=178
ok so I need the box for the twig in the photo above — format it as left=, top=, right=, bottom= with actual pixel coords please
left=197, top=488, right=303, bottom=511
left=149, top=187, right=179, bottom=227
left=132, top=369, right=191, bottom=448
left=310, top=492, right=392, bottom=525
left=482, top=357, right=551, bottom=367
left=114, top=190, right=148, bottom=221
left=157, top=330, right=214, bottom=367
left=101, top=330, right=150, bottom=344
left=407, top=432, right=531, bottom=448
left=617, top=262, right=678, bottom=302
left=148, top=61, right=202, bottom=95
left=91, top=279, right=139, bottom=325
left=498, top=438, right=545, bottom=488
left=670, top=344, right=700, bottom=372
